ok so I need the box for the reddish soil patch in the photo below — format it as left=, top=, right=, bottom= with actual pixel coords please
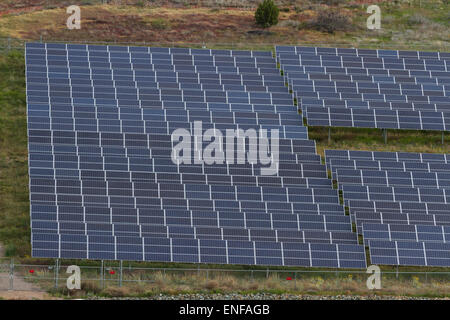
left=22, top=8, right=264, bottom=44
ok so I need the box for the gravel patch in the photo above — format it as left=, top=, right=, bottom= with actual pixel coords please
left=90, top=293, right=449, bottom=300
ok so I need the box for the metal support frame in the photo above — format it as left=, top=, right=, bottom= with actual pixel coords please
left=383, top=129, right=388, bottom=144
left=101, top=260, right=104, bottom=289
left=9, top=259, right=14, bottom=291
left=54, top=259, right=59, bottom=289
left=119, top=260, right=123, bottom=287
left=442, top=131, right=445, bottom=145
left=328, top=127, right=331, bottom=145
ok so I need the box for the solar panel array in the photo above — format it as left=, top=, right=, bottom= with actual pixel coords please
left=326, top=149, right=450, bottom=267
left=276, top=46, right=450, bottom=131
left=25, top=43, right=366, bottom=268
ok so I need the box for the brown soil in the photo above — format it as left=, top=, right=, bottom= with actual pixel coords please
left=0, top=244, right=54, bottom=300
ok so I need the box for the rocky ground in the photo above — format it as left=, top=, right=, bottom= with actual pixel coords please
left=89, top=293, right=450, bottom=300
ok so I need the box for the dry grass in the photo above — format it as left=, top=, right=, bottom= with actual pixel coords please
left=309, top=127, right=450, bottom=160
left=46, top=271, right=450, bottom=298
left=0, top=2, right=447, bottom=50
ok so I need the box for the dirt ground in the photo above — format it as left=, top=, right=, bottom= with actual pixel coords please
left=0, top=244, right=54, bottom=300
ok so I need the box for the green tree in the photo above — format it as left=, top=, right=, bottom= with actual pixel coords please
left=255, top=0, right=279, bottom=28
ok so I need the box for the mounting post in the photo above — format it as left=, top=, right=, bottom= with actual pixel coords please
left=442, top=132, right=444, bottom=145
left=119, top=260, right=123, bottom=287
left=9, top=258, right=14, bottom=291
left=383, top=129, right=387, bottom=144
left=101, top=260, right=104, bottom=289
left=54, top=259, right=59, bottom=289
left=328, top=127, right=331, bottom=145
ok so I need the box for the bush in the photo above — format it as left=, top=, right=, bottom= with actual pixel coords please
left=255, top=0, right=280, bottom=28
left=150, top=18, right=169, bottom=30
left=405, top=14, right=430, bottom=26
left=310, top=9, right=351, bottom=33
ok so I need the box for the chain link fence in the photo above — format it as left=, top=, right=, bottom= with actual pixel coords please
left=1, top=259, right=450, bottom=296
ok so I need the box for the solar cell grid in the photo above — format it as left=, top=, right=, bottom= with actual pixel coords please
left=277, top=45, right=450, bottom=133
left=368, top=240, right=450, bottom=266
left=26, top=43, right=366, bottom=267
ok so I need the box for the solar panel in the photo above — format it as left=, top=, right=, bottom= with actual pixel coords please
left=368, top=240, right=450, bottom=266
left=276, top=46, right=450, bottom=132
left=353, top=211, right=450, bottom=234
left=26, top=43, right=365, bottom=268
left=362, top=223, right=450, bottom=244
left=326, top=148, right=450, bottom=267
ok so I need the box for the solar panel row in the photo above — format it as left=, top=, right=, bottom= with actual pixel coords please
left=326, top=149, right=450, bottom=267
left=276, top=45, right=450, bottom=59
left=328, top=158, right=450, bottom=180
left=353, top=211, right=450, bottom=234
left=31, top=223, right=360, bottom=244
left=362, top=223, right=450, bottom=244
left=276, top=46, right=450, bottom=132
left=32, top=235, right=366, bottom=268
left=369, top=240, right=450, bottom=267
left=305, top=106, right=450, bottom=131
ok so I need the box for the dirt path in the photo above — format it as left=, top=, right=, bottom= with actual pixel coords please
left=0, top=244, right=53, bottom=300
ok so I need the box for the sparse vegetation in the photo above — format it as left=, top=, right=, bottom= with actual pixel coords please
left=42, top=269, right=450, bottom=298
left=309, top=9, right=351, bottom=33
left=0, top=50, right=29, bottom=258
left=405, top=13, right=430, bottom=26
left=0, top=2, right=447, bottom=50
left=149, top=18, right=169, bottom=30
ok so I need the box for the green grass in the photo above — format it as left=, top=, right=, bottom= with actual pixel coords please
left=0, top=50, right=29, bottom=257
left=310, top=127, right=450, bottom=159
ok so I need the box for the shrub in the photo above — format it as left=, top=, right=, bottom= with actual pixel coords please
left=4, top=244, right=17, bottom=257
left=310, top=9, right=351, bottom=33
left=204, top=280, right=219, bottom=290
left=81, top=281, right=102, bottom=294
left=150, top=18, right=169, bottom=30
left=405, top=14, right=430, bottom=26
left=255, top=0, right=280, bottom=28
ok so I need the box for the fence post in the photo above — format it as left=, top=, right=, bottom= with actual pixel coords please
left=9, top=259, right=14, bottom=291
left=119, top=260, right=123, bottom=287
left=328, top=127, right=331, bottom=145
left=101, top=260, right=104, bottom=289
left=294, top=272, right=297, bottom=290
left=54, top=259, right=59, bottom=289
